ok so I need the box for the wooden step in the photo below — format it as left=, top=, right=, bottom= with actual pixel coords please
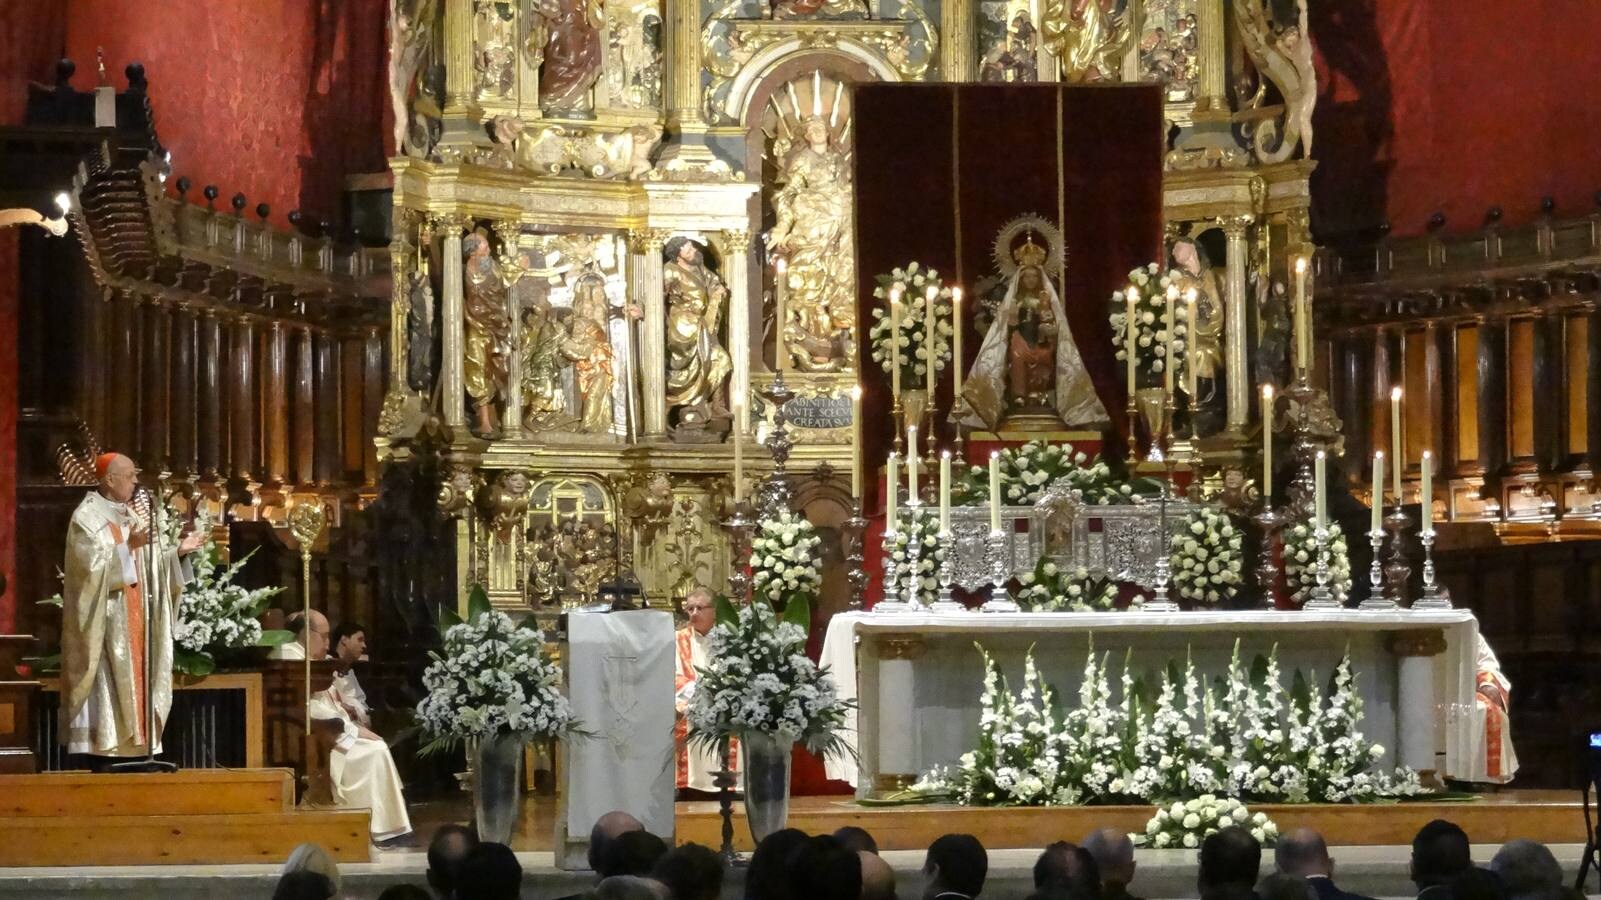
left=0, top=769, right=294, bottom=817
left=0, top=810, right=372, bottom=866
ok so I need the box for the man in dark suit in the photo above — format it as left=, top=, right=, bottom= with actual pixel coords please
left=1275, top=828, right=1377, bottom=900
left=1411, top=820, right=1474, bottom=900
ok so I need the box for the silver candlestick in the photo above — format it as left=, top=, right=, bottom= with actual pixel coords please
left=1359, top=526, right=1396, bottom=610
left=876, top=519, right=912, bottom=613
left=1144, top=460, right=1180, bottom=612
left=900, top=501, right=928, bottom=609
left=979, top=528, right=1018, bottom=612
left=1414, top=529, right=1453, bottom=609
left=723, top=500, right=755, bottom=604
left=929, top=527, right=964, bottom=612
left=1303, top=523, right=1340, bottom=610
left=1252, top=503, right=1285, bottom=609
left=843, top=500, right=869, bottom=611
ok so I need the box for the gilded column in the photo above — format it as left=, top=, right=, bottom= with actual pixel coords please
left=230, top=316, right=259, bottom=482
left=1222, top=216, right=1253, bottom=431
left=438, top=215, right=469, bottom=429
left=197, top=311, right=223, bottom=479
left=493, top=221, right=524, bottom=438
left=171, top=306, right=198, bottom=478
left=389, top=210, right=421, bottom=392
left=442, top=0, right=475, bottom=117
left=1195, top=0, right=1228, bottom=114
left=939, top=0, right=977, bottom=82
left=663, top=0, right=704, bottom=131
left=723, top=229, right=753, bottom=431
left=642, top=228, right=670, bottom=437
left=263, top=320, right=290, bottom=485
left=293, top=326, right=316, bottom=485
left=626, top=229, right=653, bottom=441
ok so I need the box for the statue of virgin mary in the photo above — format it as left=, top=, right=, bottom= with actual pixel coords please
left=960, top=236, right=1108, bottom=431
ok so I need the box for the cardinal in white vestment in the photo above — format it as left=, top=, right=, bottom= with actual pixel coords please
left=675, top=587, right=738, bottom=793
left=272, top=610, right=412, bottom=843
left=60, top=454, right=201, bottom=761
left=1470, top=635, right=1518, bottom=784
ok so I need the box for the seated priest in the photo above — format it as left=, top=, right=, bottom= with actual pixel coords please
left=328, top=620, right=370, bottom=727
left=271, top=609, right=413, bottom=844
left=1471, top=635, right=1519, bottom=784
left=675, top=587, right=738, bottom=796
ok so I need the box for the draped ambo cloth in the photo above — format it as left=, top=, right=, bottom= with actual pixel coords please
left=852, top=83, right=1164, bottom=509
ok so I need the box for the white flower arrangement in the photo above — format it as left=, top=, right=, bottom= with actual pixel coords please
left=955, top=440, right=1152, bottom=507
left=1282, top=520, right=1353, bottom=605
left=1169, top=506, right=1245, bottom=607
left=1017, top=559, right=1125, bottom=612
left=750, top=510, right=823, bottom=607
left=163, top=501, right=288, bottom=676
left=417, top=588, right=576, bottom=754
left=927, top=641, right=1424, bottom=808
left=686, top=596, right=854, bottom=759
left=867, top=261, right=954, bottom=390
left=886, top=509, right=944, bottom=605
left=1143, top=795, right=1279, bottom=849
left=1110, top=263, right=1188, bottom=385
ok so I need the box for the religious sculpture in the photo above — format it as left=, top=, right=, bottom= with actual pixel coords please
left=463, top=232, right=512, bottom=437
left=603, top=3, right=662, bottom=109
left=405, top=248, right=435, bottom=393
left=1252, top=240, right=1291, bottom=389
left=1170, top=236, right=1224, bottom=408
left=663, top=237, right=732, bottom=438
left=961, top=234, right=1108, bottom=430
left=981, top=12, right=1040, bottom=82
left=767, top=106, right=853, bottom=371
left=473, top=1, right=516, bottom=97
left=519, top=298, right=571, bottom=430
left=1138, top=3, right=1198, bottom=101
left=1043, top=0, right=1134, bottom=83
left=1233, top=0, right=1315, bottom=162
left=388, top=0, right=438, bottom=158
left=561, top=270, right=619, bottom=434
left=531, top=0, right=604, bottom=116
left=770, top=0, right=869, bottom=19
left=490, top=116, right=661, bottom=180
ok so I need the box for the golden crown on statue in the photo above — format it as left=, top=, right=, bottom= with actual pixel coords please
left=1013, top=232, right=1049, bottom=267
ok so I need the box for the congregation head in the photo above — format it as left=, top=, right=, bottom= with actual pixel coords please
left=272, top=870, right=336, bottom=900
left=924, top=833, right=988, bottom=899
left=281, top=842, right=340, bottom=896
left=1411, top=819, right=1473, bottom=889
left=589, top=809, right=646, bottom=872
left=860, top=849, right=897, bottom=900
left=787, top=834, right=863, bottom=899
left=1082, top=827, right=1137, bottom=889
left=601, top=828, right=670, bottom=879
left=651, top=841, right=723, bottom=900
left=426, top=823, right=478, bottom=898
left=454, top=841, right=523, bottom=900
left=1198, top=826, right=1262, bottom=900
left=1274, top=827, right=1333, bottom=879
left=746, top=828, right=810, bottom=900
left=378, top=886, right=433, bottom=900
left=1256, top=872, right=1318, bottom=900
left=1033, top=840, right=1100, bottom=899
left=834, top=825, right=880, bottom=855
left=1489, top=840, right=1565, bottom=900
left=591, top=874, right=672, bottom=900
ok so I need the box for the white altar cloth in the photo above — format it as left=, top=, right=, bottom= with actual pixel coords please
left=819, top=609, right=1483, bottom=794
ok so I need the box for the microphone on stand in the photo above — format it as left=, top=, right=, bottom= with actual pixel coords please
left=107, top=483, right=179, bottom=774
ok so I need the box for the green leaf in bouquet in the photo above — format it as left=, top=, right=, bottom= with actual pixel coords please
left=437, top=601, right=464, bottom=634
left=466, top=584, right=493, bottom=623
left=781, top=593, right=811, bottom=633
left=714, top=592, right=739, bottom=627
left=257, top=628, right=295, bottom=647
left=174, top=646, right=216, bottom=677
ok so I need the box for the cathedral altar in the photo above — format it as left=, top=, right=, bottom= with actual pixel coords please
left=820, top=608, right=1483, bottom=797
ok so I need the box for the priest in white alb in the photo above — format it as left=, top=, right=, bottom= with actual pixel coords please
left=1469, top=635, right=1518, bottom=784
left=675, top=587, right=738, bottom=794
left=273, top=609, right=413, bottom=845
left=61, top=453, right=201, bottom=764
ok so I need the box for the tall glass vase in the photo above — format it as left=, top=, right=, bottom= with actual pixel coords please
left=474, top=731, right=525, bottom=844
left=740, top=731, right=794, bottom=844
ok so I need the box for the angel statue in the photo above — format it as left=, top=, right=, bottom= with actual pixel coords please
left=1234, top=0, right=1315, bottom=162
left=960, top=233, right=1107, bottom=431
left=663, top=237, right=733, bottom=438
left=767, top=100, right=854, bottom=371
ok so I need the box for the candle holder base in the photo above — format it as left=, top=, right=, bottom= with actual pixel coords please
left=979, top=593, right=1020, bottom=613
left=1358, top=527, right=1398, bottom=611
left=1302, top=524, right=1342, bottom=611
left=871, top=600, right=919, bottom=614
left=1303, top=585, right=1341, bottom=611
left=1414, top=529, right=1453, bottom=610
left=1252, top=504, right=1285, bottom=609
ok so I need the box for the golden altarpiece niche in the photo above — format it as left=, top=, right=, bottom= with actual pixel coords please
left=381, top=0, right=1323, bottom=619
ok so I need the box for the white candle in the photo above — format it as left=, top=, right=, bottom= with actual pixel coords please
left=1163, top=287, right=1176, bottom=398
left=924, top=285, right=938, bottom=397
left=1124, top=286, right=1138, bottom=397
left=1261, top=384, right=1274, bottom=498
left=1294, top=256, right=1309, bottom=373
left=775, top=257, right=788, bottom=370
left=733, top=400, right=744, bottom=503
left=952, top=287, right=964, bottom=400
left=889, top=289, right=903, bottom=400
left=850, top=386, right=863, bottom=499
left=988, top=450, right=1001, bottom=532
left=886, top=453, right=899, bottom=531
left=1421, top=450, right=1434, bottom=533
left=907, top=427, right=919, bottom=492
left=939, top=450, right=951, bottom=533
left=1185, top=290, right=1198, bottom=400
left=1390, top=386, right=1403, bottom=500
left=1314, top=449, right=1327, bottom=531
left=1372, top=451, right=1385, bottom=533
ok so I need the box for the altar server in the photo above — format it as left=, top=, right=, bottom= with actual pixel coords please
left=60, top=453, right=201, bottom=762
left=674, top=587, right=738, bottom=793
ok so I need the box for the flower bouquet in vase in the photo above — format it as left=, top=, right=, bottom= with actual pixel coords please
left=685, top=586, right=854, bottom=843
left=417, top=586, right=578, bottom=843
left=1142, top=795, right=1278, bottom=849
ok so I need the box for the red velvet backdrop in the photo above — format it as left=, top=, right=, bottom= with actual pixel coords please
left=0, top=4, right=69, bottom=633
left=62, top=0, right=390, bottom=228
left=1310, top=0, right=1601, bottom=238
left=852, top=83, right=1165, bottom=512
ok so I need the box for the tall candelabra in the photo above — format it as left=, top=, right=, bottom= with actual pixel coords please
left=757, top=373, right=795, bottom=520
left=712, top=738, right=739, bottom=866
left=723, top=500, right=755, bottom=603
left=979, top=524, right=1018, bottom=612
left=843, top=500, right=869, bottom=611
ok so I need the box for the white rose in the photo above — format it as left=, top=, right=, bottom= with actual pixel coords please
left=1183, top=833, right=1199, bottom=849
